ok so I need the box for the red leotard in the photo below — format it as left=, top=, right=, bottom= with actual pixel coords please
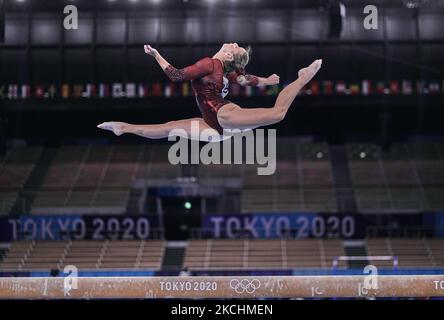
left=163, top=57, right=259, bottom=134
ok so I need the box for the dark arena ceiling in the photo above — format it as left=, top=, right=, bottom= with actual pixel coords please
left=5, top=0, right=444, bottom=12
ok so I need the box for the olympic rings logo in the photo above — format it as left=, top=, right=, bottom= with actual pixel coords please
left=229, top=279, right=261, bottom=294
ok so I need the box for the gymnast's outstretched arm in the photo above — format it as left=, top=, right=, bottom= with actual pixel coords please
left=144, top=44, right=213, bottom=82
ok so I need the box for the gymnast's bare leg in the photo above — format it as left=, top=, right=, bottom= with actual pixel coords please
left=97, top=118, right=229, bottom=142
left=217, top=59, right=322, bottom=131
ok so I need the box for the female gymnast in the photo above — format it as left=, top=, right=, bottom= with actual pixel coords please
left=98, top=43, right=322, bottom=142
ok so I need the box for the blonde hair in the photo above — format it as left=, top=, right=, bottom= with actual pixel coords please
left=224, top=46, right=252, bottom=73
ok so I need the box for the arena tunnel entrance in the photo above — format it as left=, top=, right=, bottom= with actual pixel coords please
left=161, top=196, right=202, bottom=240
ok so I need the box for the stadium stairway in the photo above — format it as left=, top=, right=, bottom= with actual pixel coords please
left=161, top=242, right=186, bottom=272
left=125, top=188, right=144, bottom=215
left=9, top=148, right=57, bottom=216
left=329, top=145, right=358, bottom=212
left=0, top=247, right=7, bottom=264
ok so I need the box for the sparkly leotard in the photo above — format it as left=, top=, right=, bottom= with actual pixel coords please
left=163, top=57, right=259, bottom=134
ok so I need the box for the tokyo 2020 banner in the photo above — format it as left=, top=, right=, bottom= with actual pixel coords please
left=203, top=213, right=362, bottom=239
left=202, top=212, right=438, bottom=239
left=0, top=215, right=158, bottom=241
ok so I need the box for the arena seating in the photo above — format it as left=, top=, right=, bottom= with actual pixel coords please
left=32, top=145, right=140, bottom=215
left=0, top=240, right=165, bottom=271
left=0, top=146, right=43, bottom=216
left=183, top=238, right=443, bottom=271
left=365, top=238, right=444, bottom=268
left=427, top=239, right=444, bottom=267
left=347, top=143, right=444, bottom=212
left=136, top=144, right=181, bottom=180
left=241, top=141, right=336, bottom=213
left=183, top=239, right=345, bottom=270
left=1, top=238, right=443, bottom=272
left=2, top=141, right=443, bottom=217
left=0, top=193, right=19, bottom=216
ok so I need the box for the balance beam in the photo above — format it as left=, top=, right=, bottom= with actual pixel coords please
left=1, top=275, right=444, bottom=299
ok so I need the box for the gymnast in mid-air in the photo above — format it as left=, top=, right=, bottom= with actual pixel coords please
left=98, top=43, right=322, bottom=142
